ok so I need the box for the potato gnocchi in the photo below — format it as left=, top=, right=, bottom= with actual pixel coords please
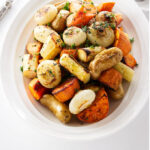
left=21, top=0, right=137, bottom=124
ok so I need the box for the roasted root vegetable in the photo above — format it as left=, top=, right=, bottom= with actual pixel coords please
left=23, top=54, right=39, bottom=78
left=26, top=42, right=42, bottom=55
left=37, top=60, right=61, bottom=88
left=60, top=54, right=90, bottom=83
left=69, top=89, right=96, bottom=114
left=108, top=83, right=124, bottom=100
left=52, top=77, right=80, bottom=102
left=52, top=9, right=70, bottom=32
left=60, top=49, right=77, bottom=58
left=114, top=62, right=134, bottom=82
left=114, top=28, right=131, bottom=56
left=124, top=53, right=137, bottom=68
left=40, top=33, right=63, bottom=60
left=33, top=25, right=57, bottom=43
left=40, top=94, right=71, bottom=123
left=34, top=4, right=58, bottom=25
left=97, top=2, right=115, bottom=12
left=63, top=26, right=87, bottom=46
left=77, top=88, right=109, bottom=123
left=115, top=13, right=123, bottom=25
left=67, top=4, right=97, bottom=27
left=77, top=46, right=105, bottom=62
left=98, top=68, right=122, bottom=90
left=29, top=78, right=47, bottom=100
left=87, top=22, right=115, bottom=48
left=70, top=0, right=82, bottom=13
left=89, top=47, right=123, bottom=79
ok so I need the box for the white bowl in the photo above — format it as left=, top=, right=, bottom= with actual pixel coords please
left=0, top=0, right=148, bottom=140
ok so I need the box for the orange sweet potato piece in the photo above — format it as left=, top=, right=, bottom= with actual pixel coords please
left=124, top=53, right=137, bottom=68
left=60, top=49, right=77, bottom=58
left=68, top=4, right=97, bottom=27
left=98, top=68, right=122, bottom=90
left=77, top=88, right=109, bottom=123
left=115, top=13, right=123, bottom=25
left=114, top=28, right=131, bottom=56
left=97, top=2, right=115, bottom=12
left=29, top=78, right=47, bottom=100
left=52, top=77, right=80, bottom=102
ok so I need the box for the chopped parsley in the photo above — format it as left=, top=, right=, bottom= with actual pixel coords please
left=90, top=45, right=95, bottom=49
left=34, top=69, right=37, bottom=73
left=75, top=88, right=79, bottom=93
left=110, top=23, right=116, bottom=30
left=20, top=66, right=23, bottom=72
left=47, top=22, right=51, bottom=26
left=61, top=42, right=66, bottom=48
left=91, top=1, right=94, bottom=5
left=63, top=2, right=70, bottom=11
left=130, top=37, right=134, bottom=43
left=71, top=44, right=76, bottom=49
left=82, top=26, right=87, bottom=32
left=83, top=11, right=87, bottom=13
left=49, top=70, right=55, bottom=77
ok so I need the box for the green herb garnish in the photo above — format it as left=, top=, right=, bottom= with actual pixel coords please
left=91, top=1, right=94, bottom=5
left=130, top=37, right=134, bottom=43
left=82, top=26, right=87, bottom=32
left=20, top=66, right=23, bottom=72
left=71, top=44, right=76, bottom=49
left=63, top=2, right=70, bottom=11
left=61, top=42, right=66, bottom=48
left=47, top=22, right=51, bottom=26
left=49, top=70, right=55, bottom=77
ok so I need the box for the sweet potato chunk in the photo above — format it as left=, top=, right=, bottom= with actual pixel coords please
left=29, top=78, right=47, bottom=100
left=60, top=49, right=77, bottom=58
left=114, top=28, right=131, bottom=56
left=97, top=2, right=115, bottom=12
left=124, top=53, right=137, bottom=68
left=52, top=77, right=80, bottom=102
left=115, top=13, right=123, bottom=25
left=98, top=68, right=122, bottom=90
left=77, top=88, right=109, bottom=123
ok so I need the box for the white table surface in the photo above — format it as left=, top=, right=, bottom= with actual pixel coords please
left=0, top=0, right=148, bottom=150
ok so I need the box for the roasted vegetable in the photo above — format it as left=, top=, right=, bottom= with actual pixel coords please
left=114, top=62, right=134, bottom=82
left=40, top=33, right=63, bottom=60
left=97, top=2, right=115, bottom=12
left=69, top=89, right=96, bottom=114
left=52, top=77, right=80, bottom=102
left=108, top=83, right=124, bottom=100
left=63, top=26, right=87, bottom=46
left=26, top=42, right=42, bottom=55
left=98, top=68, right=122, bottom=90
left=23, top=54, right=39, bottom=78
left=77, top=46, right=105, bottom=62
left=29, top=78, right=47, bottom=100
left=124, top=53, right=137, bottom=68
left=37, top=60, right=61, bottom=88
left=70, top=0, right=82, bottom=13
left=84, top=84, right=100, bottom=93
left=60, top=54, right=90, bottom=83
left=87, top=22, right=115, bottom=47
left=114, top=28, right=131, bottom=56
left=52, top=9, right=70, bottom=32
left=67, top=4, right=97, bottom=27
left=115, top=13, right=123, bottom=25
left=33, top=25, right=57, bottom=43
left=89, top=47, right=123, bottom=79
left=77, top=88, right=109, bottom=123
left=34, top=4, right=58, bottom=25
left=40, top=94, right=71, bottom=123
left=60, top=49, right=78, bottom=58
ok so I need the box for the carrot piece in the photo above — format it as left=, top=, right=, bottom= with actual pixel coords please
left=118, top=26, right=123, bottom=31
left=29, top=78, right=47, bottom=100
left=60, top=49, right=77, bottom=58
left=97, top=2, right=115, bottom=12
left=52, top=77, right=80, bottom=102
left=77, top=88, right=109, bottom=123
left=98, top=68, right=122, bottom=90
left=115, top=13, right=123, bottom=25
left=68, top=4, right=97, bottom=27
left=124, top=53, right=137, bottom=68
left=114, top=28, right=131, bottom=56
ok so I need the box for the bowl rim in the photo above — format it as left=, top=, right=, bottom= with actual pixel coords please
left=0, top=0, right=149, bottom=141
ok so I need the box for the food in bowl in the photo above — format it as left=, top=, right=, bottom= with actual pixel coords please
left=20, top=0, right=137, bottom=124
